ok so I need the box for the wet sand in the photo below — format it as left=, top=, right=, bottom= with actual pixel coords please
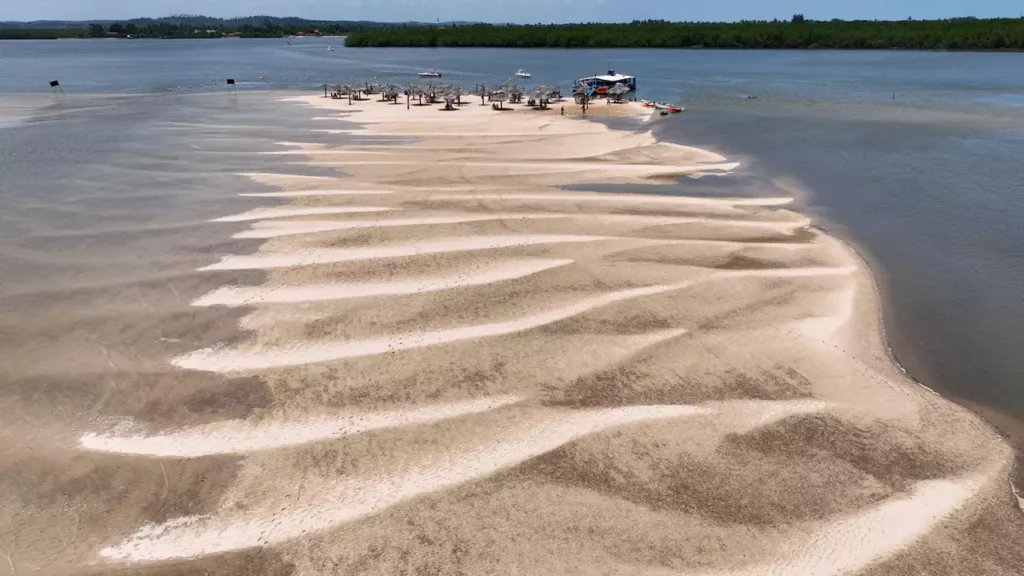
left=3, top=94, right=1023, bottom=576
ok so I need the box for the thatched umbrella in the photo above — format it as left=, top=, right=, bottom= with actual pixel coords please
left=607, top=82, right=631, bottom=102
left=406, top=83, right=425, bottom=105
left=488, top=88, right=509, bottom=109
left=507, top=84, right=525, bottom=104
left=383, top=84, right=402, bottom=103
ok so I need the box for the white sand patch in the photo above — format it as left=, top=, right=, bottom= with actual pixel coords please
left=354, top=131, right=590, bottom=137
left=99, top=404, right=710, bottom=562
left=1012, top=482, right=1024, bottom=512
left=193, top=258, right=573, bottom=306
left=80, top=396, right=522, bottom=457
left=199, top=234, right=611, bottom=271
left=232, top=214, right=569, bottom=239
left=675, top=217, right=812, bottom=231
left=236, top=172, right=334, bottom=182
left=262, top=149, right=396, bottom=156
left=211, top=206, right=392, bottom=223
left=310, top=129, right=366, bottom=135
left=684, top=470, right=992, bottom=576
left=173, top=282, right=693, bottom=372
left=721, top=266, right=856, bottom=280
left=429, top=193, right=793, bottom=207
left=239, top=189, right=395, bottom=198
left=796, top=287, right=857, bottom=344
left=660, top=142, right=728, bottom=163
left=327, top=159, right=740, bottom=175
left=230, top=213, right=750, bottom=240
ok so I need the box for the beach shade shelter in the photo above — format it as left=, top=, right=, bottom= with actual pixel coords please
left=540, top=87, right=561, bottom=109
left=440, top=85, right=469, bottom=108
left=573, top=83, right=592, bottom=104
left=384, top=85, right=402, bottom=103
left=425, top=81, right=443, bottom=103
left=488, top=89, right=509, bottom=110
left=508, top=85, right=525, bottom=104
left=406, top=83, right=427, bottom=105
left=526, top=88, right=543, bottom=108
left=607, top=82, right=631, bottom=102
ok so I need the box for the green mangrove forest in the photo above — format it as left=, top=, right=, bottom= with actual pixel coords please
left=344, top=17, right=1024, bottom=50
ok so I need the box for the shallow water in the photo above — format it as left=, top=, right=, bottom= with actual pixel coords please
left=2, top=40, right=1024, bottom=448
left=3, top=38, right=1023, bottom=416
left=657, top=100, right=1024, bottom=425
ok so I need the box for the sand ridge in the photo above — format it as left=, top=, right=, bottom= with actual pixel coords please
left=26, top=93, right=1019, bottom=575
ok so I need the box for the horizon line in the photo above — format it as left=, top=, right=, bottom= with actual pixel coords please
left=2, top=14, right=1018, bottom=25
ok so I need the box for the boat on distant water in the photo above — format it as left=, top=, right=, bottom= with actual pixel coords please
left=327, top=45, right=335, bottom=51
left=417, top=69, right=442, bottom=78
left=575, top=67, right=637, bottom=95
left=515, top=69, right=531, bottom=79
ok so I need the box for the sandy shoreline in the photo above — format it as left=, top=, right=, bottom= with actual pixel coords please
left=8, top=93, right=1024, bottom=575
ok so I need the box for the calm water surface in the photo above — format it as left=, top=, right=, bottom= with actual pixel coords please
left=2, top=38, right=1023, bottom=438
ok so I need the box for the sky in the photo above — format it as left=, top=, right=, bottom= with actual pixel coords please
left=1, top=0, right=1021, bottom=24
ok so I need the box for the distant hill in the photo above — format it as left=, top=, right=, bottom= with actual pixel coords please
left=0, top=15, right=485, bottom=40
left=0, top=15, right=473, bottom=30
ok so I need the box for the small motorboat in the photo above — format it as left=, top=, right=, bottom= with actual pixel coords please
left=654, top=102, right=683, bottom=113
left=417, top=69, right=442, bottom=78
left=327, top=45, right=335, bottom=51
left=515, top=69, right=531, bottom=79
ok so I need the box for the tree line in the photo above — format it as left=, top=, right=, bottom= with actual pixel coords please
left=344, top=18, right=1024, bottom=50
left=0, top=18, right=404, bottom=40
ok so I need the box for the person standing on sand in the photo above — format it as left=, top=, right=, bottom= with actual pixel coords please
left=560, top=105, right=564, bottom=116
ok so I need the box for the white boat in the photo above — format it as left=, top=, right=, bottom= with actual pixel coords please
left=653, top=102, right=683, bottom=113
left=515, top=69, right=531, bottom=79
left=575, top=62, right=637, bottom=95
left=417, top=69, right=442, bottom=78
left=327, top=46, right=335, bottom=51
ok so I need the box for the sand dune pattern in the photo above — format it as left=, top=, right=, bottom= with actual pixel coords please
left=67, top=97, right=1020, bottom=575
